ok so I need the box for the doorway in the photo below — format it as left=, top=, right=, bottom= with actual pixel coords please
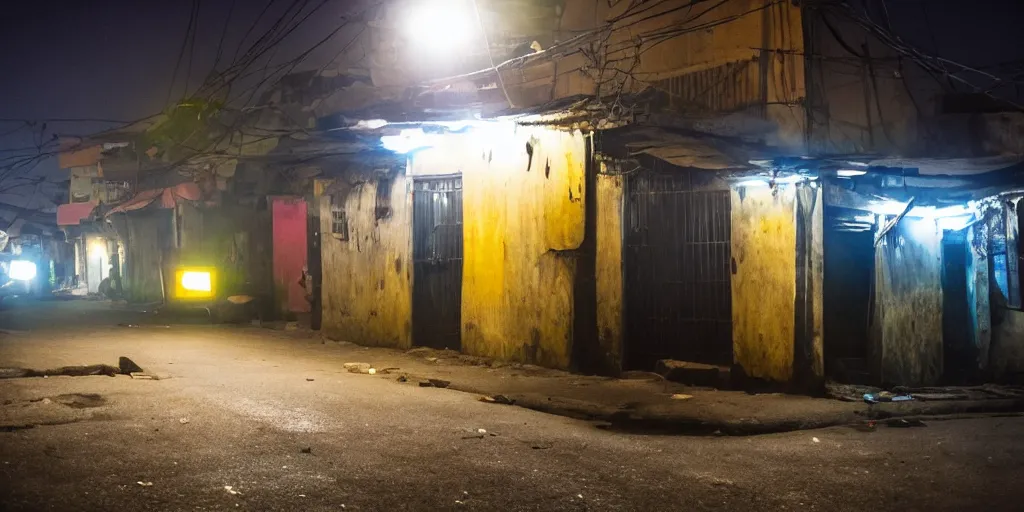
left=412, top=177, right=463, bottom=351
left=623, top=168, right=732, bottom=370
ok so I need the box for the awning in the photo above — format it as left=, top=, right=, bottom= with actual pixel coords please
left=57, top=201, right=98, bottom=226
left=106, top=182, right=202, bottom=216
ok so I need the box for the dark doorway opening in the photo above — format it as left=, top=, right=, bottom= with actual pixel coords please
left=942, top=228, right=977, bottom=384
left=623, top=166, right=732, bottom=370
left=823, top=207, right=874, bottom=384
left=412, top=177, right=463, bottom=351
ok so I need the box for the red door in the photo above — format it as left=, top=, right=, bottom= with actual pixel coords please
left=272, top=196, right=310, bottom=315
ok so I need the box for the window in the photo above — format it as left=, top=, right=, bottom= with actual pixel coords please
left=330, top=195, right=349, bottom=241
left=375, top=178, right=393, bottom=220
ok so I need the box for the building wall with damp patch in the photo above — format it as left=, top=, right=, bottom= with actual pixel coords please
left=595, top=170, right=624, bottom=374
left=731, top=185, right=798, bottom=383
left=319, top=177, right=413, bottom=349
left=410, top=124, right=587, bottom=369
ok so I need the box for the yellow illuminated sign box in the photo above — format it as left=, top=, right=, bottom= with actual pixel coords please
left=173, top=267, right=216, bottom=300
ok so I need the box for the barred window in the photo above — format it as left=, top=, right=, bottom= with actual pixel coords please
left=330, top=195, right=348, bottom=241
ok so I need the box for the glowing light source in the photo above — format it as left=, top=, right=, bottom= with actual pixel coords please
left=174, top=267, right=216, bottom=300
left=181, top=271, right=212, bottom=292
left=836, top=169, right=867, bottom=177
left=736, top=179, right=769, bottom=188
left=403, top=0, right=476, bottom=54
left=381, top=128, right=441, bottom=154
left=9, top=260, right=36, bottom=281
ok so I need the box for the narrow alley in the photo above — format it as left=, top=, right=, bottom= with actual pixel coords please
left=2, top=299, right=1022, bottom=511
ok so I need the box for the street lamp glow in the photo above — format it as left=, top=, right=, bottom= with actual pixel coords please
left=404, top=0, right=475, bottom=53
left=9, top=260, right=37, bottom=281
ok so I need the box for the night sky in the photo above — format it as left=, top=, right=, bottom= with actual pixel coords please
left=1, top=0, right=1022, bottom=212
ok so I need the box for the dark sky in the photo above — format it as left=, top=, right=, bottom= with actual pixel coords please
left=1, top=0, right=1022, bottom=211
left=0, top=0, right=357, bottom=211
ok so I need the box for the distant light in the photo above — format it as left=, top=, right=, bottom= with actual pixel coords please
left=353, top=119, right=388, bottom=130
left=938, top=214, right=975, bottom=231
left=9, top=260, right=36, bottom=281
left=174, top=267, right=216, bottom=300
left=736, top=179, right=769, bottom=188
left=181, top=271, right=212, bottom=292
left=381, top=128, right=440, bottom=154
left=836, top=169, right=867, bottom=177
left=404, top=0, right=475, bottom=54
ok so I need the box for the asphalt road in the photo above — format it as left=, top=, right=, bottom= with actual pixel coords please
left=1, top=299, right=1023, bottom=511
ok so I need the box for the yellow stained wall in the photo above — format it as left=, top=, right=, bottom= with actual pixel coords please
left=410, top=124, right=587, bottom=369
left=595, top=171, right=624, bottom=373
left=731, top=185, right=797, bottom=382
left=319, top=177, right=413, bottom=348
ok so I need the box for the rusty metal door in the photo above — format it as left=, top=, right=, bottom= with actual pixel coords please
left=624, top=170, right=732, bottom=369
left=412, top=177, right=463, bottom=350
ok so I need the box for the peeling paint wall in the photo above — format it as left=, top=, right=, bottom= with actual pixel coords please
left=795, top=185, right=825, bottom=389
left=991, top=309, right=1024, bottom=381
left=873, top=219, right=944, bottom=386
left=410, top=125, right=587, bottom=369
left=595, top=170, right=624, bottom=374
left=319, top=177, right=413, bottom=348
left=731, top=186, right=797, bottom=383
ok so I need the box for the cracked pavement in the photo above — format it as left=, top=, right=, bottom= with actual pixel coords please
left=2, top=299, right=1023, bottom=511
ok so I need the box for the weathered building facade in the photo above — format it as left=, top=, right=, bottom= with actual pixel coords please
left=55, top=0, right=1024, bottom=390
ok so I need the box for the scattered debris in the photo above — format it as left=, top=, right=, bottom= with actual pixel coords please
left=130, top=372, right=156, bottom=380
left=531, top=442, right=553, bottom=450
left=136, top=481, right=153, bottom=487
left=306, top=378, right=315, bottom=382
left=224, top=486, right=240, bottom=495
left=368, top=368, right=377, bottom=375
left=118, top=356, right=144, bottom=375
left=812, top=437, right=820, bottom=443
left=419, top=381, right=432, bottom=387
left=426, top=357, right=438, bottom=362
left=343, top=362, right=372, bottom=374
left=886, top=418, right=927, bottom=428
left=428, top=379, right=450, bottom=388
left=300, top=447, right=312, bottom=454
left=285, top=322, right=300, bottom=331
left=671, top=394, right=694, bottom=400
left=477, top=428, right=487, bottom=434
left=479, top=394, right=515, bottom=405
left=863, top=392, right=913, bottom=404
left=40, top=398, right=52, bottom=405
left=179, top=418, right=190, bottom=424
left=378, top=367, right=401, bottom=374
left=397, top=375, right=408, bottom=383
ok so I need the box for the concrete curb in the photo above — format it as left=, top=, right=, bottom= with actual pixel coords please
left=441, top=381, right=1024, bottom=435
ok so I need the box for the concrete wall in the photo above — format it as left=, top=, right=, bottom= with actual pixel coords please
left=595, top=170, right=624, bottom=373
left=872, top=218, right=944, bottom=386
left=410, top=124, right=587, bottom=369
left=990, top=309, right=1024, bottom=382
left=319, top=177, right=413, bottom=348
left=730, top=185, right=798, bottom=383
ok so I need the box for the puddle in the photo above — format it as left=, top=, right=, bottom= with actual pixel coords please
left=52, top=393, right=107, bottom=409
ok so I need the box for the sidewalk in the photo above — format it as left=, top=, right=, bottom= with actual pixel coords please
left=308, top=335, right=1024, bottom=435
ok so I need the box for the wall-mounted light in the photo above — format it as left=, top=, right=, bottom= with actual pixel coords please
left=836, top=169, right=867, bottom=177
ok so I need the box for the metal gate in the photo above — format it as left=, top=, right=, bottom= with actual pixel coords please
left=624, top=170, right=732, bottom=369
left=412, top=177, right=463, bottom=350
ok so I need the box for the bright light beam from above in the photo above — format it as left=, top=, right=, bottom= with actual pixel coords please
left=181, top=271, right=212, bottom=292
left=404, top=0, right=475, bottom=54
left=9, top=260, right=36, bottom=281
